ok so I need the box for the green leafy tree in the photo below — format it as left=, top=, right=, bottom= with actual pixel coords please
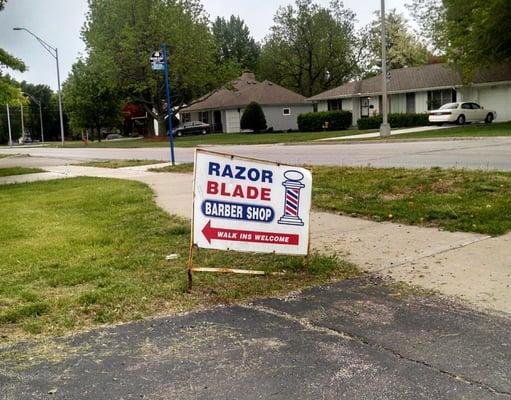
left=240, top=102, right=267, bottom=132
left=0, top=1, right=26, bottom=105
left=258, top=0, right=358, bottom=97
left=82, top=0, right=238, bottom=135
left=358, top=9, right=433, bottom=76
left=212, top=15, right=260, bottom=71
left=408, top=0, right=511, bottom=79
left=62, top=59, right=123, bottom=140
left=19, top=81, right=58, bottom=141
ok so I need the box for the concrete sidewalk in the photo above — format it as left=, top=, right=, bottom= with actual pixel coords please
left=318, top=125, right=458, bottom=141
left=2, top=164, right=510, bottom=314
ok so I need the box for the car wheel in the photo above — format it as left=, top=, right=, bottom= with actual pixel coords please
left=456, top=115, right=465, bottom=125
left=202, top=129, right=207, bottom=135
left=485, top=113, right=494, bottom=124
left=176, top=131, right=183, bottom=137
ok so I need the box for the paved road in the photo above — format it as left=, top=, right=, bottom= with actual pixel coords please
left=2, top=278, right=510, bottom=399
left=1, top=137, right=511, bottom=170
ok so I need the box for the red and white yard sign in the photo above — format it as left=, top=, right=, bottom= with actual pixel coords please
left=192, top=149, right=312, bottom=256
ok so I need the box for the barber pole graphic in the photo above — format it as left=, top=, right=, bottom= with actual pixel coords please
left=278, top=170, right=305, bottom=226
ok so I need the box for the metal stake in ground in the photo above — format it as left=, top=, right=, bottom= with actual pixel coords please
left=162, top=44, right=176, bottom=166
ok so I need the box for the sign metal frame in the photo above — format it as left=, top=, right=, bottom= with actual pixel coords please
left=187, top=148, right=312, bottom=290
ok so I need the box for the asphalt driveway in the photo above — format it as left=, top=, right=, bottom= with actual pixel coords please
left=2, top=277, right=510, bottom=400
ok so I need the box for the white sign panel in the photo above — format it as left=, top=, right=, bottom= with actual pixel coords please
left=192, top=149, right=312, bottom=256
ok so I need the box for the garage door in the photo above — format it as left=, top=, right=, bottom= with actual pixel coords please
left=478, top=85, right=511, bottom=122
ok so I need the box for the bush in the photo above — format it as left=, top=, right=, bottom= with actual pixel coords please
left=241, top=102, right=267, bottom=132
left=357, top=113, right=430, bottom=130
left=297, top=111, right=352, bottom=132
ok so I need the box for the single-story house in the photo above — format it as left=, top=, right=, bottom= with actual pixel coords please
left=307, top=63, right=511, bottom=126
left=180, top=72, right=312, bottom=133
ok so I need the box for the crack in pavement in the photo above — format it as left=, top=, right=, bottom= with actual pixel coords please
left=372, top=235, right=494, bottom=273
left=244, top=304, right=511, bottom=398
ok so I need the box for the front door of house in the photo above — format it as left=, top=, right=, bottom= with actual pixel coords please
left=360, top=98, right=370, bottom=118
left=213, top=110, right=223, bottom=133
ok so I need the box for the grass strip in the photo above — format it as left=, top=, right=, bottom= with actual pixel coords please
left=76, top=160, right=164, bottom=169
left=0, top=167, right=44, bottom=177
left=0, top=177, right=359, bottom=339
left=49, top=130, right=374, bottom=148
left=311, top=166, right=511, bottom=235
left=149, top=163, right=194, bottom=173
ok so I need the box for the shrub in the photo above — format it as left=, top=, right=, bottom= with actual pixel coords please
left=357, top=113, right=430, bottom=130
left=297, top=111, right=352, bottom=132
left=241, top=102, right=267, bottom=132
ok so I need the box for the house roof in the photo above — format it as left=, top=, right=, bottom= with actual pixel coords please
left=307, top=63, right=511, bottom=101
left=182, top=72, right=307, bottom=112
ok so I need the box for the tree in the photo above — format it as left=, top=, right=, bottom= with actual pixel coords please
left=408, top=0, right=511, bottom=79
left=19, top=81, right=57, bottom=141
left=62, top=59, right=123, bottom=140
left=358, top=9, right=433, bottom=77
left=258, top=0, right=358, bottom=97
left=212, top=16, right=260, bottom=71
left=240, top=102, right=267, bottom=132
left=82, top=0, right=238, bottom=135
left=0, top=1, right=26, bottom=105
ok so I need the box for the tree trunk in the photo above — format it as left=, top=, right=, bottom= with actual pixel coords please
left=158, top=117, right=167, bottom=137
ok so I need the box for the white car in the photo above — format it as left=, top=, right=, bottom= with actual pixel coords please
left=428, top=102, right=497, bottom=125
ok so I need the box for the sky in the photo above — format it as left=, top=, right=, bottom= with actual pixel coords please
left=0, top=0, right=413, bottom=90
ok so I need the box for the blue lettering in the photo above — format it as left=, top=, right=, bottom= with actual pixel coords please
left=207, top=162, right=274, bottom=184
left=208, top=162, right=221, bottom=176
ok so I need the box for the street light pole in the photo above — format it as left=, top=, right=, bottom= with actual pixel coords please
left=6, top=105, right=13, bottom=147
left=20, top=102, right=25, bottom=141
left=379, top=0, right=391, bottom=138
left=13, top=27, right=64, bottom=146
left=55, top=48, right=64, bottom=146
left=24, top=92, right=44, bottom=143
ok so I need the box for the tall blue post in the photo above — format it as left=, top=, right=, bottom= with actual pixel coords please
left=162, top=43, right=176, bottom=165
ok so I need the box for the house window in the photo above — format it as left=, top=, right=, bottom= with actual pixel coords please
left=328, top=99, right=342, bottom=111
left=283, top=108, right=291, bottom=116
left=181, top=112, right=191, bottom=123
left=406, top=93, right=416, bottom=113
left=198, top=111, right=209, bottom=123
left=427, top=89, right=457, bottom=110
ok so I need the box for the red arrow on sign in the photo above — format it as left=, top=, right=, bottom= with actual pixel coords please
left=201, top=220, right=299, bottom=246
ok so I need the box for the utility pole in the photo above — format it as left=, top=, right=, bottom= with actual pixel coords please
left=6, top=105, right=13, bottom=147
left=379, top=0, right=391, bottom=138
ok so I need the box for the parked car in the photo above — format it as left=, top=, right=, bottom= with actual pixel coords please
left=172, top=121, right=210, bottom=137
left=105, top=133, right=124, bottom=140
left=428, top=102, right=497, bottom=125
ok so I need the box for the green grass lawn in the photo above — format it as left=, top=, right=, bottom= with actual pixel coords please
left=77, top=159, right=163, bottom=169
left=311, top=166, right=511, bottom=235
left=51, top=130, right=374, bottom=148
left=362, top=122, right=511, bottom=141
left=0, top=178, right=358, bottom=340
left=0, top=167, right=45, bottom=177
